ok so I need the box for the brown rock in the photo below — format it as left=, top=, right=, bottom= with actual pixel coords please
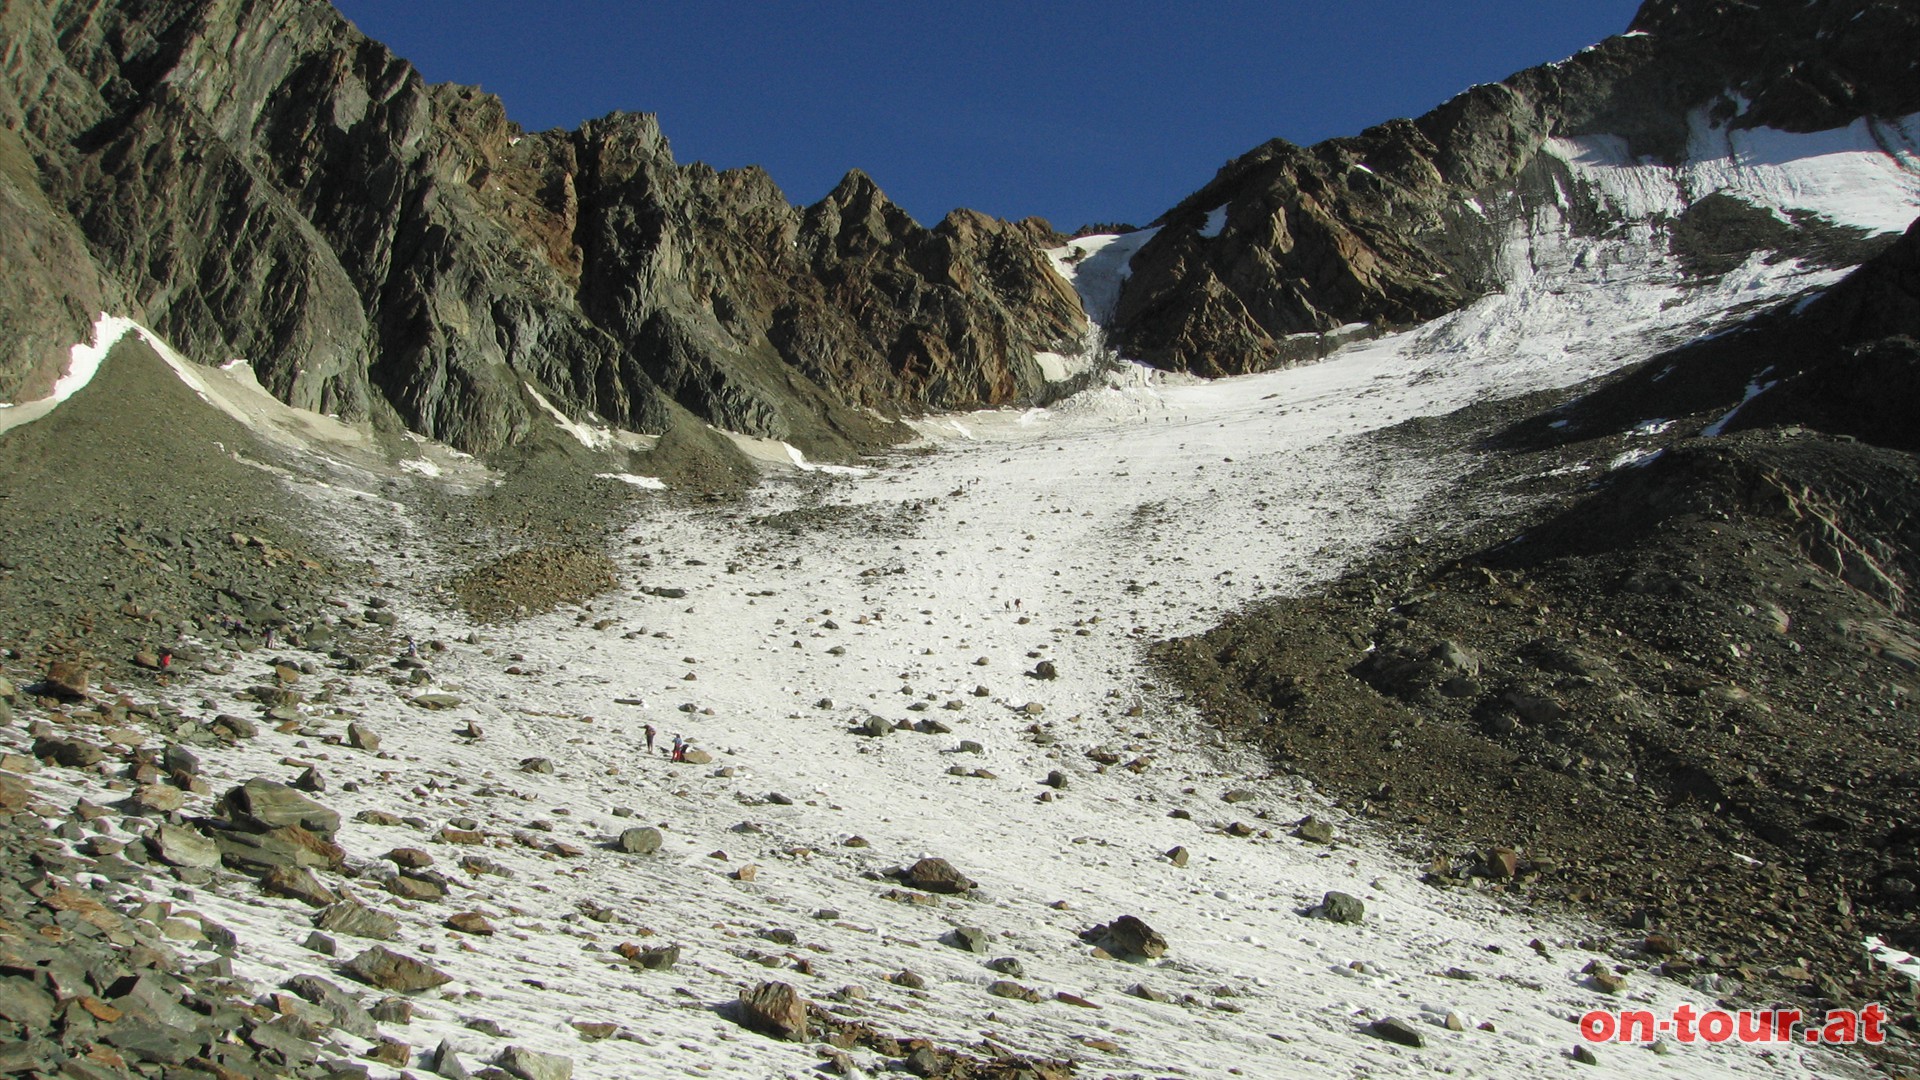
left=42, top=661, right=89, bottom=699
left=987, top=980, right=1042, bottom=1002
left=261, top=866, right=339, bottom=908
left=446, top=912, right=495, bottom=936
left=149, top=824, right=219, bottom=869
left=316, top=901, right=400, bottom=941
left=222, top=779, right=341, bottom=837
left=344, top=946, right=454, bottom=992
left=496, top=1046, right=573, bottom=1080
left=735, top=981, right=809, bottom=1041
left=1102, top=915, right=1168, bottom=959
left=1486, top=847, right=1520, bottom=879
left=132, top=784, right=186, bottom=814
left=1369, top=1017, right=1426, bottom=1048
left=387, top=874, right=446, bottom=902
left=32, top=736, right=106, bottom=768
left=902, top=856, right=976, bottom=894
left=386, top=847, right=434, bottom=869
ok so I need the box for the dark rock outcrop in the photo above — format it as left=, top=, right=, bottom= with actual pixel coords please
left=0, top=0, right=1086, bottom=460
left=1110, top=0, right=1920, bottom=377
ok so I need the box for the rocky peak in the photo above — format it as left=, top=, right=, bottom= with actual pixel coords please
left=805, top=168, right=919, bottom=261
left=1109, top=0, right=1920, bottom=379
left=0, top=0, right=1087, bottom=464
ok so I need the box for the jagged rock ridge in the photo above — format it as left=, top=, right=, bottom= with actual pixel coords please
left=0, top=0, right=1086, bottom=457
left=1111, top=0, right=1920, bottom=377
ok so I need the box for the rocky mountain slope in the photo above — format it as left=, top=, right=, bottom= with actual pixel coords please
left=9, top=0, right=1919, bottom=463
left=0, top=0, right=1085, bottom=464
left=12, top=260, right=1920, bottom=1077
left=5, top=0, right=1920, bottom=1076
left=1157, top=218, right=1920, bottom=1060
left=1110, top=0, right=1920, bottom=376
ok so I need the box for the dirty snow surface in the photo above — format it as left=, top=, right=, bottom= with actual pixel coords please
left=25, top=275, right=1896, bottom=1080
left=21, top=113, right=1920, bottom=1080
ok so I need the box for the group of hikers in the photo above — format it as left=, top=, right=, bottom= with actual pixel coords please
left=642, top=723, right=694, bottom=762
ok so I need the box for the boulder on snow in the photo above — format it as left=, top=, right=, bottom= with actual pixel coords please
left=1085, top=915, right=1168, bottom=960
left=344, top=946, right=453, bottom=992
left=901, top=857, right=976, bottom=894
left=734, top=981, right=809, bottom=1041
left=1311, top=891, right=1366, bottom=924
left=222, top=779, right=341, bottom=838
left=616, top=827, right=663, bottom=854
left=495, top=1046, right=572, bottom=1080
left=148, top=824, right=219, bottom=869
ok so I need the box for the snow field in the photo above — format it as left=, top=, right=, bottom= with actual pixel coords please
left=10, top=106, right=1920, bottom=1079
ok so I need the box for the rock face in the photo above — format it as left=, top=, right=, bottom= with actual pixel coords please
left=1109, top=0, right=1920, bottom=377
left=1150, top=214, right=1920, bottom=1013
left=6, top=0, right=1914, bottom=456
left=0, top=0, right=1085, bottom=460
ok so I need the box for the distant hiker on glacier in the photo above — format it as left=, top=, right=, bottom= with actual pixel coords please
left=643, top=723, right=657, bottom=754
left=671, top=734, right=686, bottom=762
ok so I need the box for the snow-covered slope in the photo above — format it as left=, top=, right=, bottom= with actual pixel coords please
left=15, top=221, right=1907, bottom=1078
left=1547, top=109, right=1920, bottom=236
left=11, top=104, right=1920, bottom=1078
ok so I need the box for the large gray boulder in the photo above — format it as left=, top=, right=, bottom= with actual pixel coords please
left=147, top=825, right=218, bottom=869
left=221, top=779, right=341, bottom=838
left=615, top=827, right=662, bottom=855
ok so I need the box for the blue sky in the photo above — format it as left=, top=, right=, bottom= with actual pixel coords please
left=330, top=1, right=1643, bottom=231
